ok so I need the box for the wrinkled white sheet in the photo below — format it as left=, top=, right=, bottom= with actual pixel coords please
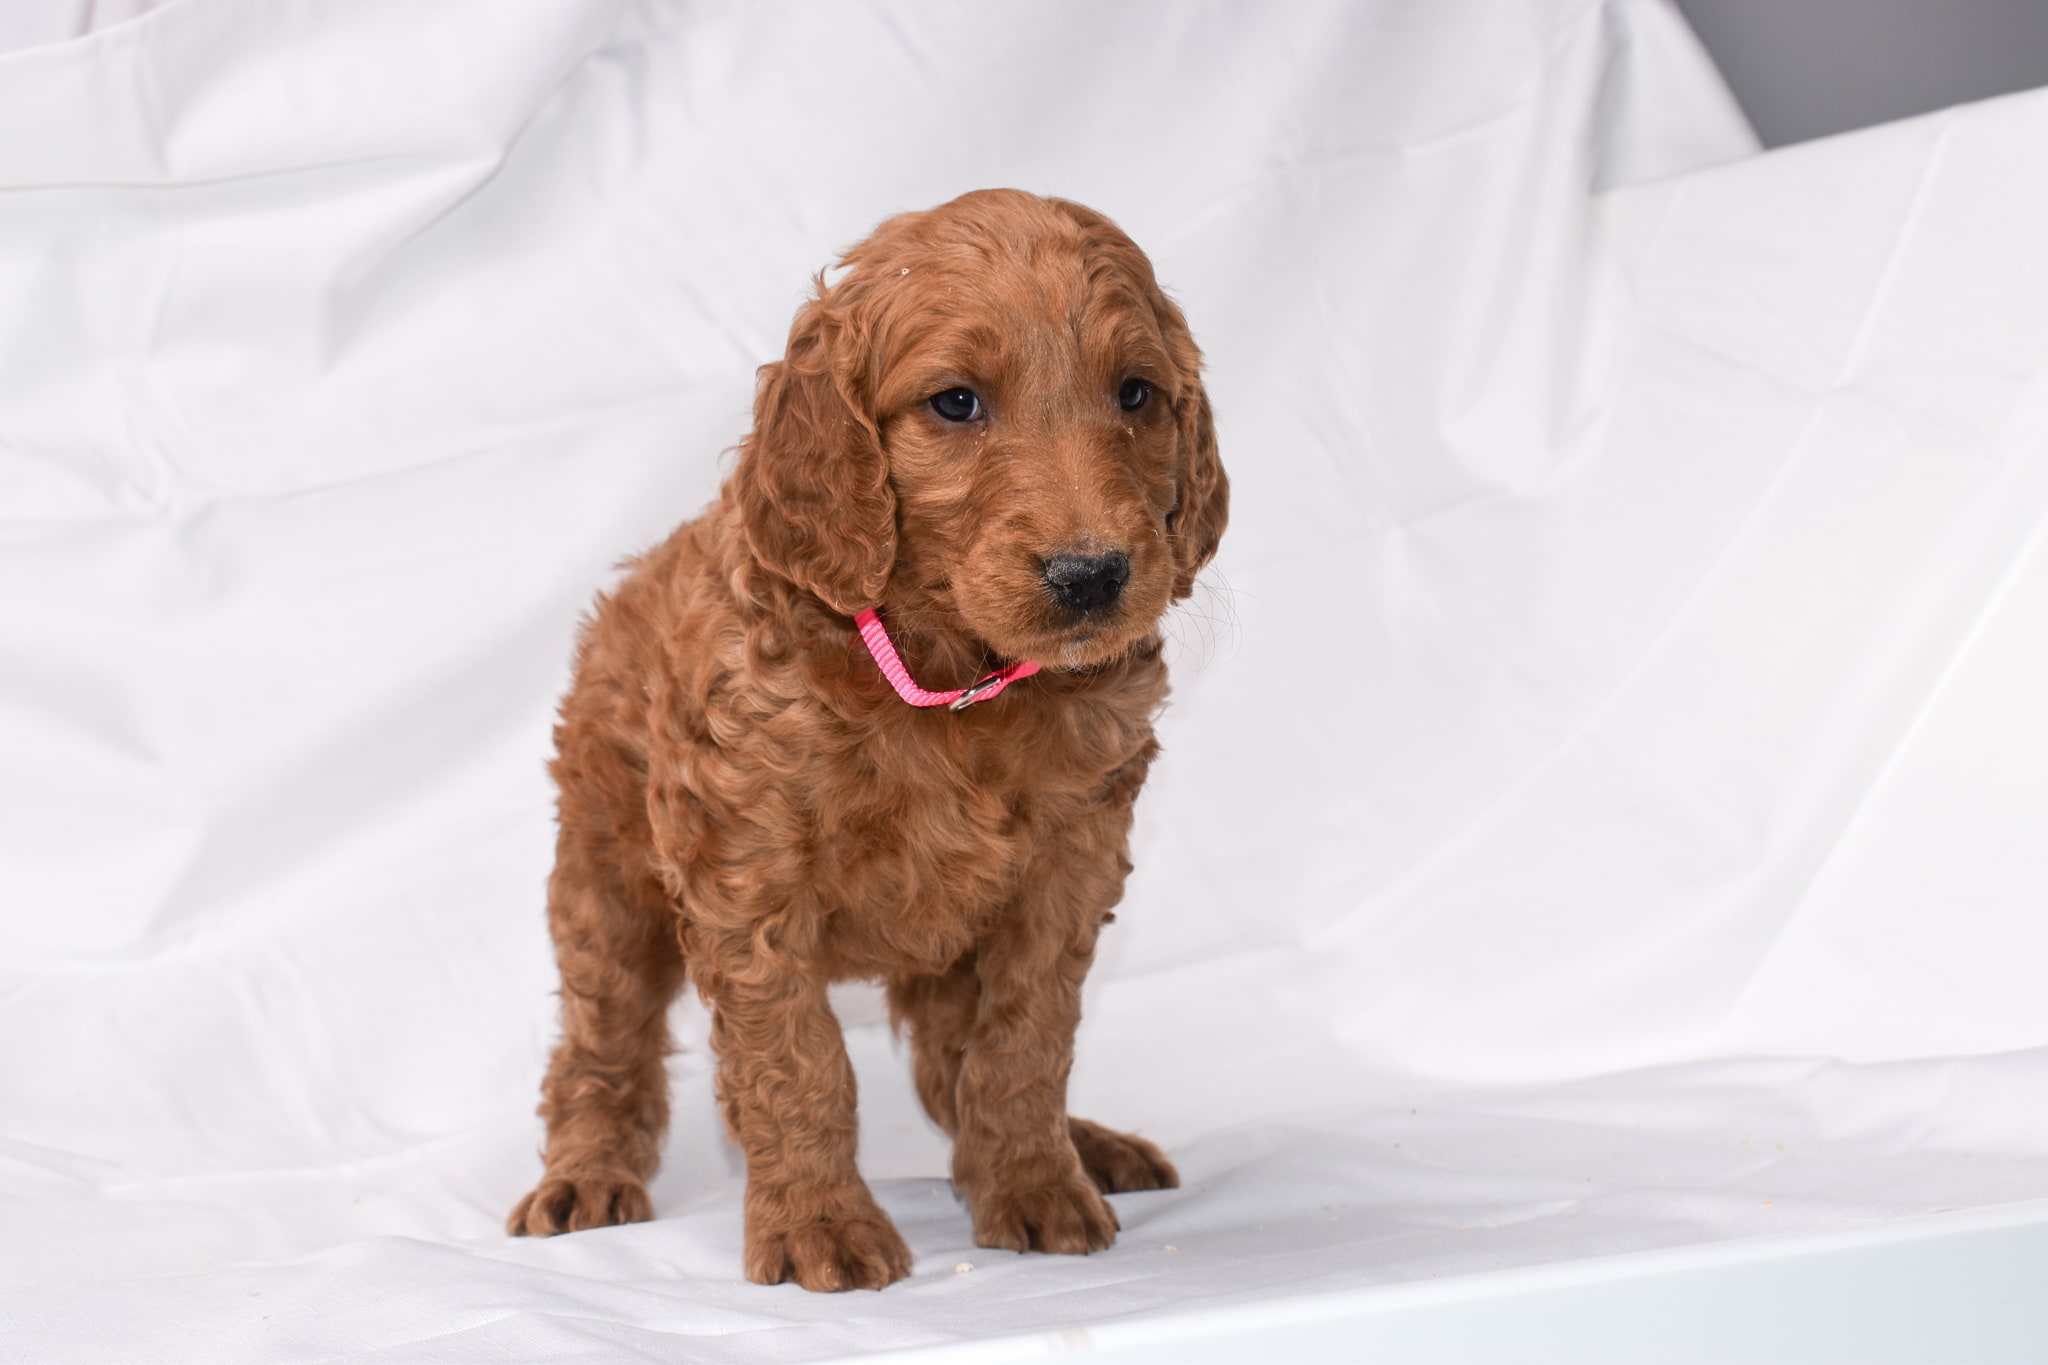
left=3, top=1, right=2045, bottom=1360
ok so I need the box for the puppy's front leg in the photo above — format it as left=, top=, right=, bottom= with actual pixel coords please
left=953, top=889, right=1119, bottom=1255
left=701, top=949, right=912, bottom=1291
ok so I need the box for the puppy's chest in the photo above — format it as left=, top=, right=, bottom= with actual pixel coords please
left=807, top=710, right=1140, bottom=972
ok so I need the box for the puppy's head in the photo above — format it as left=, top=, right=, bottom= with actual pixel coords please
left=735, top=189, right=1227, bottom=669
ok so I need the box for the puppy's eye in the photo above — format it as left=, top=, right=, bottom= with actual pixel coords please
left=1118, top=378, right=1152, bottom=412
left=929, top=387, right=982, bottom=423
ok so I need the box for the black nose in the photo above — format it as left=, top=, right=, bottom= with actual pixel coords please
left=1042, top=551, right=1130, bottom=614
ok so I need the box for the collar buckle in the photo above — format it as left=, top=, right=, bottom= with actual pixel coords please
left=947, top=673, right=1008, bottom=711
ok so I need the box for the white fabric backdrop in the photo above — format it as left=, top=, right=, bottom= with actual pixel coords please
left=3, top=1, right=2044, bottom=1360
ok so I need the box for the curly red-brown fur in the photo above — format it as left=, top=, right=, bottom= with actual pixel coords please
left=507, top=189, right=1228, bottom=1291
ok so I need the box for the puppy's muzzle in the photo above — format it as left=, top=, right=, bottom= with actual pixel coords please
left=1042, top=551, right=1130, bottom=615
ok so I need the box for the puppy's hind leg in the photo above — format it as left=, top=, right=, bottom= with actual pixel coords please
left=1067, top=1117, right=1178, bottom=1195
left=887, top=954, right=980, bottom=1137
left=508, top=836, right=685, bottom=1236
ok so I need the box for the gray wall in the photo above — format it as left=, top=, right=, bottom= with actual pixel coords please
left=1674, top=0, right=2048, bottom=147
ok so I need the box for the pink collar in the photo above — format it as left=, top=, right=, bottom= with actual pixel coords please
left=854, top=608, right=1041, bottom=711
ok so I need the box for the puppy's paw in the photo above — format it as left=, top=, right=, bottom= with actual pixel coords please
left=1070, top=1117, right=1180, bottom=1194
left=745, top=1191, right=913, bottom=1292
left=506, top=1170, right=653, bottom=1236
left=973, top=1173, right=1120, bottom=1255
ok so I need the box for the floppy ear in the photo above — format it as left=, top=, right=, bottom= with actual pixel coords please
left=1168, top=381, right=1227, bottom=600
left=734, top=289, right=896, bottom=615
left=1156, top=298, right=1228, bottom=601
